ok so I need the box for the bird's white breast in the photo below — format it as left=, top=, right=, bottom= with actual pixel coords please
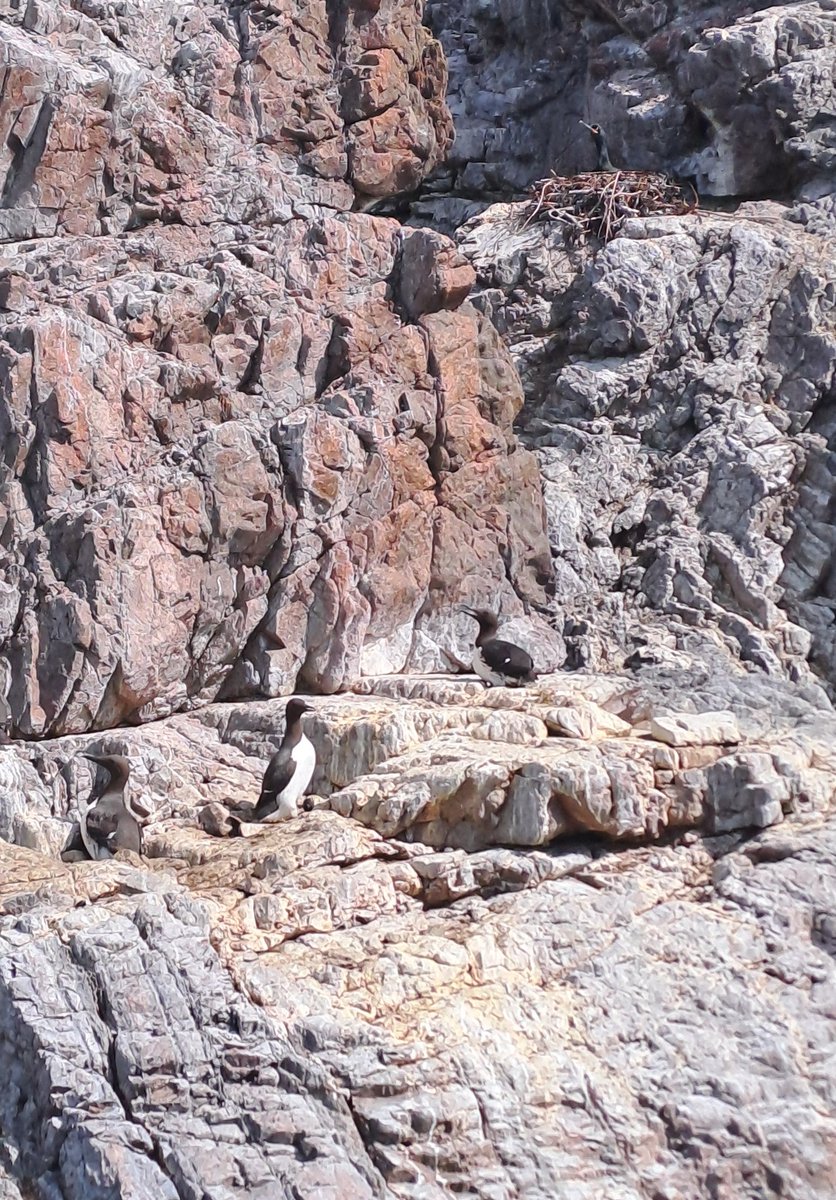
left=270, top=734, right=316, bottom=821
left=79, top=799, right=113, bottom=860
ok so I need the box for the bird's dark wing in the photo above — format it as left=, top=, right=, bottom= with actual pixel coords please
left=83, top=805, right=120, bottom=850
left=261, top=747, right=295, bottom=796
left=116, top=814, right=143, bottom=855
left=250, top=749, right=295, bottom=820
left=61, top=823, right=86, bottom=860
left=482, top=637, right=535, bottom=678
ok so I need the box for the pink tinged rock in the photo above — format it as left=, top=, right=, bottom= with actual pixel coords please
left=398, top=229, right=476, bottom=321
left=650, top=712, right=741, bottom=747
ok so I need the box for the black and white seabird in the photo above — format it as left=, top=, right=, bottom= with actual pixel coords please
left=230, top=699, right=316, bottom=834
left=463, top=607, right=537, bottom=688
left=579, top=120, right=617, bottom=172
left=74, top=752, right=149, bottom=860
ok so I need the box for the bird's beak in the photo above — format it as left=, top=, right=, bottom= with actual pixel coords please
left=81, top=752, right=108, bottom=767
left=461, top=606, right=478, bottom=617
left=578, top=120, right=594, bottom=131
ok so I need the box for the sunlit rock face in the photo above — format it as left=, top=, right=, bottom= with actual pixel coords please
left=0, top=1, right=555, bottom=738
left=1, top=670, right=835, bottom=1199
left=1, top=2, right=836, bottom=1198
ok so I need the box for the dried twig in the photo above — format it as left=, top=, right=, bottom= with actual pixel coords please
left=521, top=169, right=697, bottom=245
left=589, top=0, right=634, bottom=39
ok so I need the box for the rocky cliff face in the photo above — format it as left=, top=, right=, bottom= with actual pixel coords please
left=460, top=201, right=836, bottom=696
left=422, top=0, right=836, bottom=225
left=1, top=0, right=836, bottom=1198
left=0, top=0, right=556, bottom=738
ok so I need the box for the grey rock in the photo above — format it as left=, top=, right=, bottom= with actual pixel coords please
left=459, top=202, right=836, bottom=704
left=650, top=711, right=740, bottom=747
left=423, top=0, right=836, bottom=224
left=0, top=891, right=382, bottom=1199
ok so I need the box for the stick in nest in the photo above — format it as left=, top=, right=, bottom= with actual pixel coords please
left=521, top=169, right=697, bottom=244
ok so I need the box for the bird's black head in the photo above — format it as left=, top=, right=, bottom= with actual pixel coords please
left=285, top=698, right=311, bottom=727
left=462, top=607, right=499, bottom=638
left=579, top=120, right=614, bottom=171
left=81, top=751, right=111, bottom=767
left=81, top=751, right=130, bottom=780
left=579, top=119, right=604, bottom=146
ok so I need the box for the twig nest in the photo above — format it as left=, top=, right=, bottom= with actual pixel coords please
left=522, top=170, right=697, bottom=244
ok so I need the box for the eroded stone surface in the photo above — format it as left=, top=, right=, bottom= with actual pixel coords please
left=0, top=663, right=834, bottom=1200
left=4, top=673, right=834, bottom=863
left=0, top=0, right=559, bottom=739
left=459, top=201, right=836, bottom=705
left=0, top=201, right=553, bottom=739
left=419, top=0, right=836, bottom=229
left=2, top=801, right=835, bottom=1198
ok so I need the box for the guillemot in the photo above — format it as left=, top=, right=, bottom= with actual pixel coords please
left=463, top=607, right=537, bottom=688
left=74, top=752, right=149, bottom=859
left=230, top=698, right=316, bottom=835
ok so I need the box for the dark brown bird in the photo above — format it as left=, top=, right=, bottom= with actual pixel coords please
left=70, top=752, right=149, bottom=860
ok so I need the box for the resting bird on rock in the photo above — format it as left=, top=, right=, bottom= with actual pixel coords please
left=230, top=698, right=316, bottom=835
left=463, top=607, right=537, bottom=688
left=63, top=752, right=149, bottom=861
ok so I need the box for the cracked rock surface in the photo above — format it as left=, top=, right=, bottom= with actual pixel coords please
left=2, top=673, right=836, bottom=1195
left=0, top=0, right=555, bottom=738
left=2, top=0, right=836, bottom=1195
left=2, top=761, right=835, bottom=1197
left=459, top=201, right=836, bottom=702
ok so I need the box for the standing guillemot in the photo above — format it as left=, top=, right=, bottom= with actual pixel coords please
left=73, top=752, right=148, bottom=859
left=230, top=698, right=316, bottom=835
left=463, top=607, right=537, bottom=688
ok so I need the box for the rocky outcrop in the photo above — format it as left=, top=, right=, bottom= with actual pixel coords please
left=419, top=0, right=836, bottom=227
left=0, top=0, right=453, bottom=237
left=7, top=669, right=833, bottom=859
left=1, top=722, right=835, bottom=1197
left=0, top=2, right=557, bottom=738
left=457, top=200, right=836, bottom=699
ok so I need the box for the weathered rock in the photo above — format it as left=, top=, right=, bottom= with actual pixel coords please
left=0, top=0, right=555, bottom=739
left=0, top=877, right=383, bottom=1199
left=0, top=0, right=452, bottom=238
left=2, top=2, right=836, bottom=1198
left=650, top=710, right=740, bottom=747
left=2, top=798, right=835, bottom=1198
left=0, top=215, right=554, bottom=736
left=420, top=0, right=836, bottom=229
left=4, top=675, right=833, bottom=864
left=459, top=200, right=836, bottom=702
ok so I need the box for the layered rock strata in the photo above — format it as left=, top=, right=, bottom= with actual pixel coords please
left=0, top=1, right=557, bottom=739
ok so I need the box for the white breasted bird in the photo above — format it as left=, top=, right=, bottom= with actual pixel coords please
left=230, top=698, right=316, bottom=835
left=463, top=607, right=537, bottom=688
left=70, top=752, right=149, bottom=860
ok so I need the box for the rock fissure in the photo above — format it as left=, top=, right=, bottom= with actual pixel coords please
left=1, top=0, right=835, bottom=1195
